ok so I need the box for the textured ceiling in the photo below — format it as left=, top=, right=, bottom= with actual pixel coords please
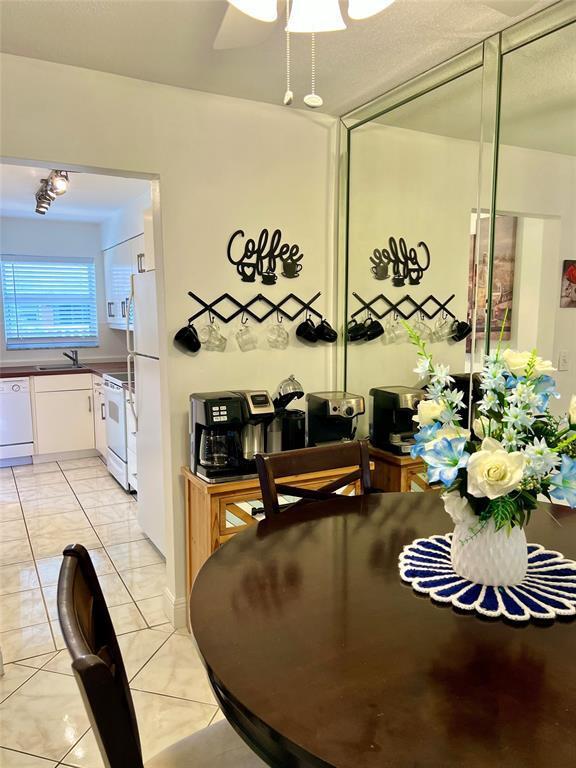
left=0, top=0, right=560, bottom=116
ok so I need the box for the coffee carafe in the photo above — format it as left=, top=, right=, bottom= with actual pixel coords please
left=268, top=375, right=306, bottom=453
left=190, top=392, right=245, bottom=483
left=234, top=391, right=276, bottom=460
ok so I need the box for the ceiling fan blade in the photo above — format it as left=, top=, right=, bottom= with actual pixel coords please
left=213, top=4, right=279, bottom=50
left=480, top=0, right=540, bottom=17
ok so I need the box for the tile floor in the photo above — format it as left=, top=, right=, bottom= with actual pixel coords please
left=0, top=458, right=221, bottom=767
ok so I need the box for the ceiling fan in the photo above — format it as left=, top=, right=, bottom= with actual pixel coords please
left=213, top=0, right=543, bottom=50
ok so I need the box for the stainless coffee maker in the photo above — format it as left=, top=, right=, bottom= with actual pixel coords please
left=369, top=386, right=425, bottom=455
left=234, top=390, right=275, bottom=461
left=306, top=391, right=365, bottom=446
left=267, top=375, right=306, bottom=453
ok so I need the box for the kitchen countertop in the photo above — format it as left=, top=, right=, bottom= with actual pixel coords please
left=0, top=361, right=128, bottom=378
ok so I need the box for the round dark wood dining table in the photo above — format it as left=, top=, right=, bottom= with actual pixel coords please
left=190, top=492, right=576, bottom=767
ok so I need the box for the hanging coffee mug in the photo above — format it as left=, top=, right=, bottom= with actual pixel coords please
left=451, top=319, right=472, bottom=342
left=296, top=315, right=318, bottom=343
left=316, top=319, right=338, bottom=343
left=199, top=314, right=227, bottom=352
left=236, top=314, right=257, bottom=352
left=267, top=313, right=290, bottom=349
left=174, top=321, right=201, bottom=353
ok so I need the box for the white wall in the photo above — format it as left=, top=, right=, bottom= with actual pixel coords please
left=0, top=216, right=127, bottom=363
left=101, top=190, right=151, bottom=250
left=0, top=53, right=339, bottom=625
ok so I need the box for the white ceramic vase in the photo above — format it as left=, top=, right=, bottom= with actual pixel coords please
left=443, top=492, right=528, bottom=587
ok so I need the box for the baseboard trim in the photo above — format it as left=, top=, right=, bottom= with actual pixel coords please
left=163, top=587, right=187, bottom=629
left=33, top=449, right=101, bottom=464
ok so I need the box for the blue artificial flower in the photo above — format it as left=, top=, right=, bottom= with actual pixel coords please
left=533, top=375, right=561, bottom=413
left=422, top=437, right=470, bottom=488
left=410, top=422, right=441, bottom=458
left=549, top=455, right=576, bottom=508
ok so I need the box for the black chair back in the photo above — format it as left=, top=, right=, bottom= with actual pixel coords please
left=57, top=544, right=144, bottom=768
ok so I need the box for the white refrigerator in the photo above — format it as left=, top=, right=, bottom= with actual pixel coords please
left=127, top=270, right=165, bottom=555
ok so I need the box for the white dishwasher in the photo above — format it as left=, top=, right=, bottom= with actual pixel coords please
left=0, top=378, right=34, bottom=461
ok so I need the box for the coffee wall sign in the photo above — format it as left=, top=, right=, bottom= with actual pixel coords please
left=227, top=227, right=304, bottom=284
left=370, top=236, right=431, bottom=286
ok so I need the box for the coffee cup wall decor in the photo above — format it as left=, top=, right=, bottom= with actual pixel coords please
left=370, top=237, right=431, bottom=286
left=227, top=227, right=304, bottom=284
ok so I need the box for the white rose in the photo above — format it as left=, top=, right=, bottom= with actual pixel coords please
left=434, top=425, right=470, bottom=443
left=442, top=491, right=477, bottom=526
left=414, top=399, right=444, bottom=426
left=502, top=349, right=555, bottom=377
left=569, top=395, right=576, bottom=426
left=472, top=416, right=490, bottom=438
left=466, top=437, right=525, bottom=500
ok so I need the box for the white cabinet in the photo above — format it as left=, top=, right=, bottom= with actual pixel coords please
left=93, top=375, right=107, bottom=457
left=34, top=375, right=95, bottom=455
left=103, top=232, right=148, bottom=331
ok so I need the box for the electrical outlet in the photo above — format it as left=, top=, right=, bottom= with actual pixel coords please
left=558, top=349, right=569, bottom=371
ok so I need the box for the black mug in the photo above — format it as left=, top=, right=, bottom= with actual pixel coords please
left=364, top=317, right=384, bottom=341
left=296, top=317, right=318, bottom=343
left=451, top=320, right=472, bottom=342
left=316, top=319, right=338, bottom=343
left=262, top=271, right=277, bottom=285
left=282, top=261, right=302, bottom=279
left=346, top=319, right=367, bottom=342
left=174, top=322, right=201, bottom=353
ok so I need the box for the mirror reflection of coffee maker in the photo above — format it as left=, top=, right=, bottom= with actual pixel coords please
left=306, top=392, right=365, bottom=446
left=369, top=386, right=425, bottom=455
left=233, top=390, right=276, bottom=461
left=267, top=375, right=306, bottom=453
left=190, top=392, right=245, bottom=483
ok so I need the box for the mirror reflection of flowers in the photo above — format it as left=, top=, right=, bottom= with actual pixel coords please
left=406, top=320, right=576, bottom=534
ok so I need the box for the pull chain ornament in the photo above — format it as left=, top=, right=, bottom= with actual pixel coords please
left=304, top=33, right=323, bottom=108
left=283, top=0, right=293, bottom=105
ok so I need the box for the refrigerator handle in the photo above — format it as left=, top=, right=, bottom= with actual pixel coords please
left=127, top=352, right=138, bottom=430
left=126, top=273, right=135, bottom=355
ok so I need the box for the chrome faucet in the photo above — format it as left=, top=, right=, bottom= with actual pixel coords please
left=63, top=349, right=80, bottom=367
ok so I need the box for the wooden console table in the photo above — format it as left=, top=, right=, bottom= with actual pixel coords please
left=368, top=445, right=428, bottom=493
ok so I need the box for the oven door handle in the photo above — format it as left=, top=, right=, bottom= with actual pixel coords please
left=127, top=352, right=138, bottom=431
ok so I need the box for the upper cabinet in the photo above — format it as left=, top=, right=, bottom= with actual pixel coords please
left=103, top=232, right=146, bottom=330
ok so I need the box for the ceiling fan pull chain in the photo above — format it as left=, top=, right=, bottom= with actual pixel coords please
left=304, top=32, right=323, bottom=108
left=283, top=0, right=293, bottom=105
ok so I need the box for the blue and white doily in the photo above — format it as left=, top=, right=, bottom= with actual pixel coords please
left=399, top=534, right=576, bottom=622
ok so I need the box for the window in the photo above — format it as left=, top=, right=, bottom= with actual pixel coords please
left=1, top=255, right=99, bottom=350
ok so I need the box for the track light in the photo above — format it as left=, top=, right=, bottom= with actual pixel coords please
left=34, top=170, right=70, bottom=215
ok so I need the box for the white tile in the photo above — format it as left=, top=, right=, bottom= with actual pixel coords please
left=136, top=596, right=167, bottom=628
left=0, top=662, right=36, bottom=703
left=68, top=476, right=121, bottom=494
left=106, top=539, right=162, bottom=571
left=37, top=649, right=73, bottom=677
left=22, top=496, right=82, bottom=518
left=0, top=623, right=55, bottom=663
left=15, top=651, right=58, bottom=670
left=119, top=562, right=166, bottom=601
left=151, top=623, right=175, bottom=635
left=0, top=561, right=39, bottom=596
left=131, top=633, right=217, bottom=706
left=93, top=519, right=144, bottom=546
left=0, top=489, right=19, bottom=503
left=0, top=588, right=48, bottom=631
left=83, top=502, right=137, bottom=527
left=36, top=548, right=114, bottom=588
left=26, top=509, right=91, bottom=538
left=0, top=670, right=91, bottom=761
left=18, top=484, right=74, bottom=503
left=63, top=691, right=215, bottom=767
left=0, top=537, right=33, bottom=567
left=108, top=602, right=147, bottom=635
left=76, top=488, right=134, bottom=509
left=50, top=620, right=66, bottom=651
left=0, top=518, right=27, bottom=541
left=0, top=747, right=57, bottom=767
left=13, top=462, right=60, bottom=476
left=29, top=527, right=102, bottom=560
left=0, top=477, right=16, bottom=492
left=0, top=467, right=14, bottom=477
left=58, top=457, right=105, bottom=471
left=63, top=465, right=111, bottom=481
left=42, top=572, right=131, bottom=622
left=15, top=472, right=65, bottom=489
left=0, top=502, right=23, bottom=523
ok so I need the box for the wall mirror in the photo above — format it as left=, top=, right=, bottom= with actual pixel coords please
left=341, top=3, right=576, bottom=449
left=486, top=19, right=576, bottom=414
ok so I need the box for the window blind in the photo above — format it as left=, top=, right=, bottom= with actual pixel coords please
left=1, top=255, right=99, bottom=350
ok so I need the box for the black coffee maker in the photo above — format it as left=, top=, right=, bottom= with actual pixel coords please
left=190, top=392, right=246, bottom=483
left=267, top=375, right=306, bottom=453
left=369, top=386, right=425, bottom=455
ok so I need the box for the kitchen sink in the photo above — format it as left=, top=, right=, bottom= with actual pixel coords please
left=35, top=364, right=85, bottom=371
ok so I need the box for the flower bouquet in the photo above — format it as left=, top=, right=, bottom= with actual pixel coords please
left=406, top=324, right=576, bottom=587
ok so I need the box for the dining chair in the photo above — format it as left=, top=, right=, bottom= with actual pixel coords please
left=57, top=544, right=267, bottom=768
left=255, top=438, right=372, bottom=517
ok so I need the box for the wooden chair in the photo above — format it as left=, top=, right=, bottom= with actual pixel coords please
left=57, top=544, right=266, bottom=768
left=255, top=439, right=372, bottom=517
